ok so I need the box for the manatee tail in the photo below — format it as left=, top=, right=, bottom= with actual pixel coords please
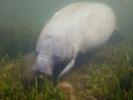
left=56, top=82, right=76, bottom=100
left=107, top=27, right=124, bottom=44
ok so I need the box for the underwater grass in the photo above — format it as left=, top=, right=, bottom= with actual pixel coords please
left=0, top=55, right=67, bottom=100
left=60, top=42, right=133, bottom=100
left=63, top=41, right=133, bottom=100
left=80, top=63, right=133, bottom=100
left=0, top=24, right=133, bottom=100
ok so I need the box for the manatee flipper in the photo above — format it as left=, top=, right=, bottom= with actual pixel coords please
left=107, top=28, right=124, bottom=44
left=58, top=58, right=75, bottom=78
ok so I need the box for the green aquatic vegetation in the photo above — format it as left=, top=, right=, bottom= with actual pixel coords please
left=118, top=67, right=133, bottom=92
left=128, top=51, right=133, bottom=66
left=0, top=56, right=66, bottom=100
left=60, top=41, right=133, bottom=100
left=71, top=42, right=133, bottom=100
left=79, top=64, right=133, bottom=100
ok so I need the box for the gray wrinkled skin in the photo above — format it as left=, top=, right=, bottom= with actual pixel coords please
left=33, top=2, right=115, bottom=78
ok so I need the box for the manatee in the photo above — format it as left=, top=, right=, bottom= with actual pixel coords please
left=33, top=2, right=117, bottom=80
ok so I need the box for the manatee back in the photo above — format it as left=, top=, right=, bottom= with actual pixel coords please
left=38, top=2, right=115, bottom=54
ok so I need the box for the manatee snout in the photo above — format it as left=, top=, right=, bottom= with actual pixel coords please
left=34, top=56, right=53, bottom=77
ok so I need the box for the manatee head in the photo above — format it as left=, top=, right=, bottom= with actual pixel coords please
left=33, top=55, right=53, bottom=77
left=33, top=37, right=55, bottom=77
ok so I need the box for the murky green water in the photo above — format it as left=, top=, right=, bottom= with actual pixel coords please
left=0, top=0, right=133, bottom=35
